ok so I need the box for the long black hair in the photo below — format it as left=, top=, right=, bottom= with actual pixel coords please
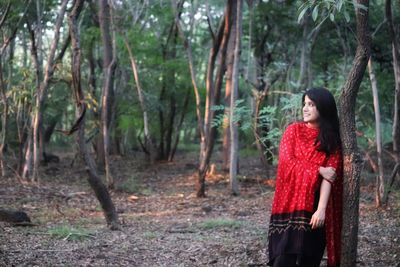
left=302, top=87, right=341, bottom=155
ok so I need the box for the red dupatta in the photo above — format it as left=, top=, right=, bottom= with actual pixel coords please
left=269, top=122, right=343, bottom=267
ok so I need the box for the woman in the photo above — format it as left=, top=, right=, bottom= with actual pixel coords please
left=267, top=87, right=343, bottom=267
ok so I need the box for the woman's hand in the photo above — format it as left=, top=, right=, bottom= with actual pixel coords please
left=319, top=166, right=337, bottom=183
left=310, top=208, right=326, bottom=229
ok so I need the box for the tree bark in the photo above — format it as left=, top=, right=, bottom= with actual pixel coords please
left=339, top=1, right=370, bottom=266
left=223, top=0, right=238, bottom=173
left=23, top=21, right=39, bottom=180
left=385, top=0, right=400, bottom=169
left=229, top=0, right=242, bottom=196
left=169, top=86, right=191, bottom=161
left=123, top=37, right=156, bottom=162
left=297, top=11, right=322, bottom=91
left=0, top=2, right=30, bottom=177
left=197, top=1, right=232, bottom=197
left=31, top=0, right=69, bottom=182
left=367, top=58, right=385, bottom=206
left=68, top=0, right=120, bottom=230
left=175, top=2, right=206, bottom=161
left=99, top=0, right=117, bottom=188
left=0, top=60, right=8, bottom=177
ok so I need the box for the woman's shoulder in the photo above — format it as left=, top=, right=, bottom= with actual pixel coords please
left=285, top=121, right=305, bottom=131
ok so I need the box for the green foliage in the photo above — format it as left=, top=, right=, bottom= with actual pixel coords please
left=198, top=218, right=245, bottom=230
left=298, top=0, right=367, bottom=24
left=211, top=99, right=252, bottom=131
left=116, top=175, right=142, bottom=194
left=279, top=93, right=304, bottom=123
left=143, top=231, right=158, bottom=240
left=48, top=225, right=94, bottom=241
left=257, top=106, right=282, bottom=160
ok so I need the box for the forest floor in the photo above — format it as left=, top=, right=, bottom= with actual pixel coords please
left=0, top=152, right=399, bottom=267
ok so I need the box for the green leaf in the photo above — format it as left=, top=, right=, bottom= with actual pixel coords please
left=337, top=0, right=343, bottom=11
left=329, top=13, right=335, bottom=22
left=298, top=7, right=308, bottom=24
left=353, top=3, right=368, bottom=11
left=312, top=5, right=319, bottom=21
left=344, top=9, right=350, bottom=23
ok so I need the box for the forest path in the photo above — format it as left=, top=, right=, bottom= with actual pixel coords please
left=0, top=153, right=399, bottom=266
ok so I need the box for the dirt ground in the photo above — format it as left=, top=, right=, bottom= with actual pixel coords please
left=0, top=153, right=399, bottom=267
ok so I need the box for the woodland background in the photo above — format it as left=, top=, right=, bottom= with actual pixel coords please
left=0, top=0, right=399, bottom=266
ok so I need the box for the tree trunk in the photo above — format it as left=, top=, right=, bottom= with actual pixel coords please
left=175, top=2, right=206, bottom=161
left=248, top=5, right=275, bottom=168
left=297, top=11, right=321, bottom=91
left=298, top=12, right=310, bottom=90
left=222, top=0, right=237, bottom=173
left=32, top=0, right=69, bottom=182
left=339, top=1, right=370, bottom=266
left=99, top=0, right=117, bottom=188
left=0, top=60, right=8, bottom=177
left=0, top=2, right=30, bottom=177
left=169, top=86, right=191, bottom=161
left=229, top=0, right=242, bottom=196
left=68, top=0, right=120, bottom=230
left=123, top=37, right=156, bottom=162
left=23, top=22, right=38, bottom=180
left=386, top=0, right=400, bottom=170
left=367, top=58, right=385, bottom=207
left=197, top=1, right=232, bottom=197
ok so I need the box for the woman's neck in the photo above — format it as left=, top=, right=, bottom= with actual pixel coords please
left=306, top=122, right=319, bottom=129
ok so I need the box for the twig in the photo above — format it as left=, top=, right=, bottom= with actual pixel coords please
left=4, top=249, right=74, bottom=253
left=5, top=163, right=24, bottom=184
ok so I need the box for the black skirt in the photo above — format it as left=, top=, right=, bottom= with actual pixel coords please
left=268, top=192, right=326, bottom=267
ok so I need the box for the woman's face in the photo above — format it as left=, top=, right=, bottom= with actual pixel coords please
left=303, top=95, right=320, bottom=126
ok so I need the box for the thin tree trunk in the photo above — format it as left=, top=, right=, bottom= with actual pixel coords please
left=24, top=21, right=39, bottom=180
left=229, top=0, right=242, bottom=196
left=123, top=37, right=156, bottom=162
left=298, top=12, right=321, bottom=91
left=169, top=86, right=191, bottom=161
left=99, top=0, right=117, bottom=188
left=22, top=133, right=32, bottom=180
left=367, top=58, right=385, bottom=206
left=0, top=60, right=8, bottom=177
left=252, top=89, right=268, bottom=166
left=339, top=1, right=370, bottom=266
left=197, top=2, right=232, bottom=197
left=17, top=29, right=30, bottom=174
left=298, top=13, right=310, bottom=90
left=175, top=2, right=206, bottom=160
left=0, top=1, right=30, bottom=177
left=68, top=0, right=119, bottom=230
left=386, top=0, right=400, bottom=169
left=32, top=0, right=69, bottom=182
left=223, top=0, right=237, bottom=173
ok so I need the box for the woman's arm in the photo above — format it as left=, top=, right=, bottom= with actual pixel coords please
left=309, top=164, right=338, bottom=229
left=310, top=179, right=332, bottom=229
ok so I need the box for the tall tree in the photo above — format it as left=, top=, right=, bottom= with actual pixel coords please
left=68, top=0, right=120, bottom=230
left=0, top=1, right=30, bottom=177
left=367, top=58, right=385, bottom=206
left=175, top=1, right=205, bottom=167
left=123, top=36, right=156, bottom=162
left=99, top=0, right=117, bottom=188
left=229, top=0, right=242, bottom=196
left=197, top=0, right=233, bottom=197
left=222, top=0, right=238, bottom=173
left=339, top=1, right=371, bottom=266
left=385, top=0, right=400, bottom=176
left=29, top=0, right=69, bottom=182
